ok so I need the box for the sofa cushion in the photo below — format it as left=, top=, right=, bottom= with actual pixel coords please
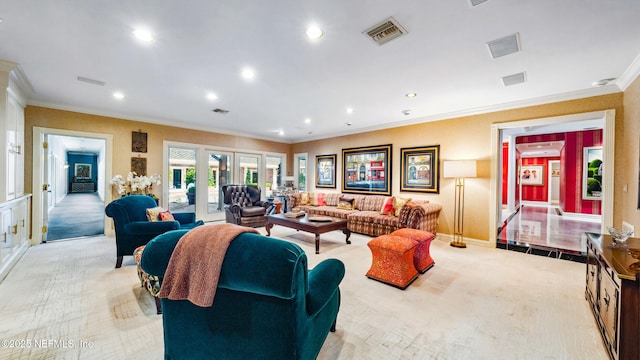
left=357, top=195, right=388, bottom=212
left=324, top=193, right=342, bottom=206
left=348, top=211, right=401, bottom=227
left=240, top=206, right=266, bottom=217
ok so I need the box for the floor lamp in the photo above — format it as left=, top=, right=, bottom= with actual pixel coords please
left=443, top=160, right=477, bottom=248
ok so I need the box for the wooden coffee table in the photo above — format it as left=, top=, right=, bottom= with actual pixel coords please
left=266, top=213, right=351, bottom=254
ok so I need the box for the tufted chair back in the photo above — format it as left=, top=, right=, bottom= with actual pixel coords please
left=222, top=184, right=261, bottom=207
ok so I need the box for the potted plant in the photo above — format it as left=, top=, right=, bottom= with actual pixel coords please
left=186, top=183, right=196, bottom=205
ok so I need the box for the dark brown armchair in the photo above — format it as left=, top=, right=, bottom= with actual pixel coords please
left=222, top=184, right=274, bottom=227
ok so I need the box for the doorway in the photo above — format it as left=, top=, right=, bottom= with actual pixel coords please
left=32, top=127, right=113, bottom=244
left=490, top=110, right=614, bottom=250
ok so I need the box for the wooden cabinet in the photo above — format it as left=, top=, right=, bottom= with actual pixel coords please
left=586, top=233, right=640, bottom=360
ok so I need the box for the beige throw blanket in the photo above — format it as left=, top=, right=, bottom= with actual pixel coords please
left=157, top=223, right=259, bottom=307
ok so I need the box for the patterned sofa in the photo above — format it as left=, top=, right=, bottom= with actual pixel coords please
left=286, top=192, right=442, bottom=237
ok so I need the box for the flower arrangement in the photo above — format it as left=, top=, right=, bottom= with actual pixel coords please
left=110, top=172, right=161, bottom=196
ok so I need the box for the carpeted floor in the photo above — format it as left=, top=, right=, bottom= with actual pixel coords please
left=46, top=193, right=104, bottom=241
left=0, top=226, right=608, bottom=359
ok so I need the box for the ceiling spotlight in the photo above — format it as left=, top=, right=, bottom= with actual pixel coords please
left=241, top=67, right=255, bottom=80
left=402, top=109, right=411, bottom=115
left=346, top=107, right=354, bottom=114
left=306, top=25, right=323, bottom=40
left=279, top=130, right=284, bottom=136
left=133, top=28, right=154, bottom=42
left=206, top=92, right=218, bottom=100
left=345, top=122, right=352, bottom=126
left=113, top=92, right=125, bottom=100
left=304, top=118, right=311, bottom=124
left=405, top=92, right=417, bottom=98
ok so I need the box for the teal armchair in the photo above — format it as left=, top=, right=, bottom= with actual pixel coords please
left=140, top=230, right=345, bottom=360
left=105, top=195, right=204, bottom=268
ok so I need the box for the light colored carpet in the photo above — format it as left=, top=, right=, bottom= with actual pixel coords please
left=0, top=227, right=608, bottom=359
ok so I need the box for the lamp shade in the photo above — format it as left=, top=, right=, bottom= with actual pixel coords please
left=443, top=160, right=477, bottom=178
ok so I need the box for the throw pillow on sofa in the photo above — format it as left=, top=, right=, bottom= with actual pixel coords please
left=309, top=192, right=326, bottom=206
left=392, top=196, right=412, bottom=216
left=300, top=192, right=310, bottom=205
left=159, top=210, right=175, bottom=221
left=380, top=197, right=394, bottom=215
left=337, top=197, right=355, bottom=210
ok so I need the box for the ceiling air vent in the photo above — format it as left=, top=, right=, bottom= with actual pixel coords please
left=212, top=108, right=229, bottom=114
left=469, top=0, right=489, bottom=6
left=363, top=17, right=408, bottom=46
left=77, top=76, right=105, bottom=86
left=502, top=72, right=526, bottom=86
left=487, top=33, right=521, bottom=59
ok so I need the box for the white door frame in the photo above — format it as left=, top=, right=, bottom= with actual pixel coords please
left=32, top=127, right=113, bottom=245
left=489, top=110, right=614, bottom=247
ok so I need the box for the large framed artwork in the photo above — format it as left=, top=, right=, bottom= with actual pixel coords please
left=132, top=131, right=148, bottom=153
left=583, top=146, right=603, bottom=200
left=131, top=157, right=147, bottom=176
left=342, top=144, right=392, bottom=195
left=520, top=165, right=544, bottom=185
left=316, top=154, right=337, bottom=188
left=74, top=163, right=91, bottom=179
left=400, top=145, right=440, bottom=193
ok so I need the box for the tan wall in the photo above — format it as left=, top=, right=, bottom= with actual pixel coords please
left=292, top=93, right=625, bottom=241
left=622, top=76, right=640, bottom=232
left=25, top=90, right=633, bottom=242
left=24, top=106, right=292, bottom=197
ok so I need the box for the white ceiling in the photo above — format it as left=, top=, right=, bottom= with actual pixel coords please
left=1, top=1, right=639, bottom=143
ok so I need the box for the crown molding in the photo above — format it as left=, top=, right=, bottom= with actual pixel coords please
left=617, top=53, right=640, bottom=91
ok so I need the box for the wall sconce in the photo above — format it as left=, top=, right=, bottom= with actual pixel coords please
left=443, top=160, right=477, bottom=248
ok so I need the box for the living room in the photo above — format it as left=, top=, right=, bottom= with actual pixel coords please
left=2, top=1, right=640, bottom=359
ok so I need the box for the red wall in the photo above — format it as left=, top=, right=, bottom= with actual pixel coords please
left=560, top=130, right=603, bottom=215
left=502, top=142, right=509, bottom=204
left=521, top=157, right=560, bottom=202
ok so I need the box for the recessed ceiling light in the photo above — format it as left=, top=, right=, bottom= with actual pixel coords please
left=0, top=18, right=4, bottom=23
left=304, top=118, right=311, bottom=124
left=279, top=130, right=284, bottom=136
left=346, top=107, right=354, bottom=114
left=133, top=28, right=154, bottom=42
left=113, top=92, right=125, bottom=100
left=306, top=25, right=323, bottom=40
left=206, top=92, right=218, bottom=100
left=241, top=67, right=255, bottom=80
left=405, top=92, right=417, bottom=98
left=402, top=109, right=411, bottom=115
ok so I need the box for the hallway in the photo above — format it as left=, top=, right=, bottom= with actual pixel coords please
left=47, top=193, right=105, bottom=241
left=497, top=204, right=601, bottom=261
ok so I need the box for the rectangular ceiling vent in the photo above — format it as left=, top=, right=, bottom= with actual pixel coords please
left=363, top=17, right=408, bottom=46
left=77, top=76, right=105, bottom=86
left=212, top=108, right=229, bottom=114
left=502, top=72, right=526, bottom=86
left=469, top=0, right=489, bottom=6
left=487, top=33, right=521, bottom=59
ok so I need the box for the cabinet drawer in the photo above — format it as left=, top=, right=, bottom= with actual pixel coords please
left=599, top=272, right=619, bottom=349
left=586, top=250, right=599, bottom=302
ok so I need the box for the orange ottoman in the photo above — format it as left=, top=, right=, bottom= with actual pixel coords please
left=391, top=229, right=436, bottom=273
left=366, top=235, right=419, bottom=289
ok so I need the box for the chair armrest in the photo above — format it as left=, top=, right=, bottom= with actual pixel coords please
left=124, top=221, right=180, bottom=236
left=306, top=258, right=345, bottom=317
left=173, top=212, right=196, bottom=224
left=257, top=200, right=275, bottom=215
left=140, top=229, right=190, bottom=277
left=407, top=202, right=442, bottom=233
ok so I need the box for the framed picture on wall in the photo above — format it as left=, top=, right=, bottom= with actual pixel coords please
left=400, top=145, right=440, bottom=193
left=342, top=144, right=392, bottom=195
left=520, top=165, right=544, bottom=185
left=132, top=131, right=148, bottom=153
left=316, top=154, right=336, bottom=188
left=131, top=157, right=147, bottom=176
left=583, top=146, right=603, bottom=200
left=74, top=163, right=92, bottom=179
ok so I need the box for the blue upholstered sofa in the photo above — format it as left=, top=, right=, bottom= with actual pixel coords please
left=140, top=229, right=345, bottom=360
left=105, top=195, right=203, bottom=268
